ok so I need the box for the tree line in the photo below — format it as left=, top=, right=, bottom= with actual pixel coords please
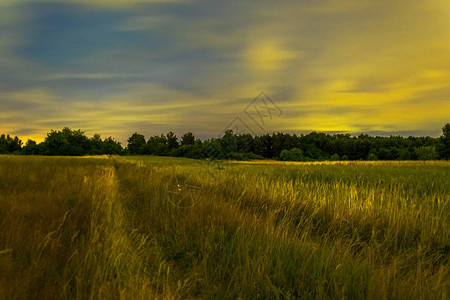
left=1, top=124, right=449, bottom=161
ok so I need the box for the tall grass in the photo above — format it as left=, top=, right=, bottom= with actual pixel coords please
left=0, top=155, right=448, bottom=299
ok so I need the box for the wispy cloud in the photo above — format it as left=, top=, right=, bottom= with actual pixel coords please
left=43, top=72, right=136, bottom=80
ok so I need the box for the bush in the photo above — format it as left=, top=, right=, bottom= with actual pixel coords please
left=279, top=148, right=305, bottom=161
left=367, top=153, right=378, bottom=161
left=415, top=146, right=438, bottom=160
left=330, top=153, right=340, bottom=161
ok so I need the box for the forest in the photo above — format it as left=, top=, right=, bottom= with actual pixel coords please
left=1, top=123, right=449, bottom=161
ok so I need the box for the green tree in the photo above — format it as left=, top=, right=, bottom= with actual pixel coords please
left=166, top=132, right=179, bottom=150
left=220, top=130, right=237, bottom=154
left=43, top=127, right=90, bottom=156
left=443, top=123, right=450, bottom=140
left=0, top=134, right=6, bottom=154
left=90, top=134, right=103, bottom=155
left=254, top=134, right=273, bottom=158
left=127, top=132, right=146, bottom=154
left=438, top=123, right=450, bottom=159
left=377, top=148, right=392, bottom=160
left=236, top=134, right=254, bottom=153
left=146, top=135, right=168, bottom=155
left=181, top=132, right=195, bottom=146
left=397, top=148, right=412, bottom=160
left=415, top=146, right=438, bottom=160
left=202, top=138, right=227, bottom=159
left=0, top=134, right=22, bottom=153
left=22, top=139, right=39, bottom=155
left=102, top=137, right=123, bottom=155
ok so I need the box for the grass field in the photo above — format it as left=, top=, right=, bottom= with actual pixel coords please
left=0, top=155, right=448, bottom=299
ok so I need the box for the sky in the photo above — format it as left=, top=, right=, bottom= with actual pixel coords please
left=1, top=0, right=449, bottom=143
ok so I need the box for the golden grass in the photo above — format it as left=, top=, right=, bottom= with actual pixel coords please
left=0, top=155, right=448, bottom=299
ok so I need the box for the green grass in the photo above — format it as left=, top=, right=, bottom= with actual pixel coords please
left=0, top=155, right=448, bottom=299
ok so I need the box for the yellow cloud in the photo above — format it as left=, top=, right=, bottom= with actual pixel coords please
left=245, top=41, right=301, bottom=72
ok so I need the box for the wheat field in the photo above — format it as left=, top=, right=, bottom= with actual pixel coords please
left=0, top=155, right=448, bottom=299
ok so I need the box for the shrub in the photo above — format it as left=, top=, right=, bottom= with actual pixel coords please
left=415, top=146, right=438, bottom=160
left=330, top=153, right=340, bottom=161
left=279, top=148, right=305, bottom=161
left=367, top=153, right=378, bottom=161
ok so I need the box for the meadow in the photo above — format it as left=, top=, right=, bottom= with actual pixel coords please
left=0, top=155, right=448, bottom=299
